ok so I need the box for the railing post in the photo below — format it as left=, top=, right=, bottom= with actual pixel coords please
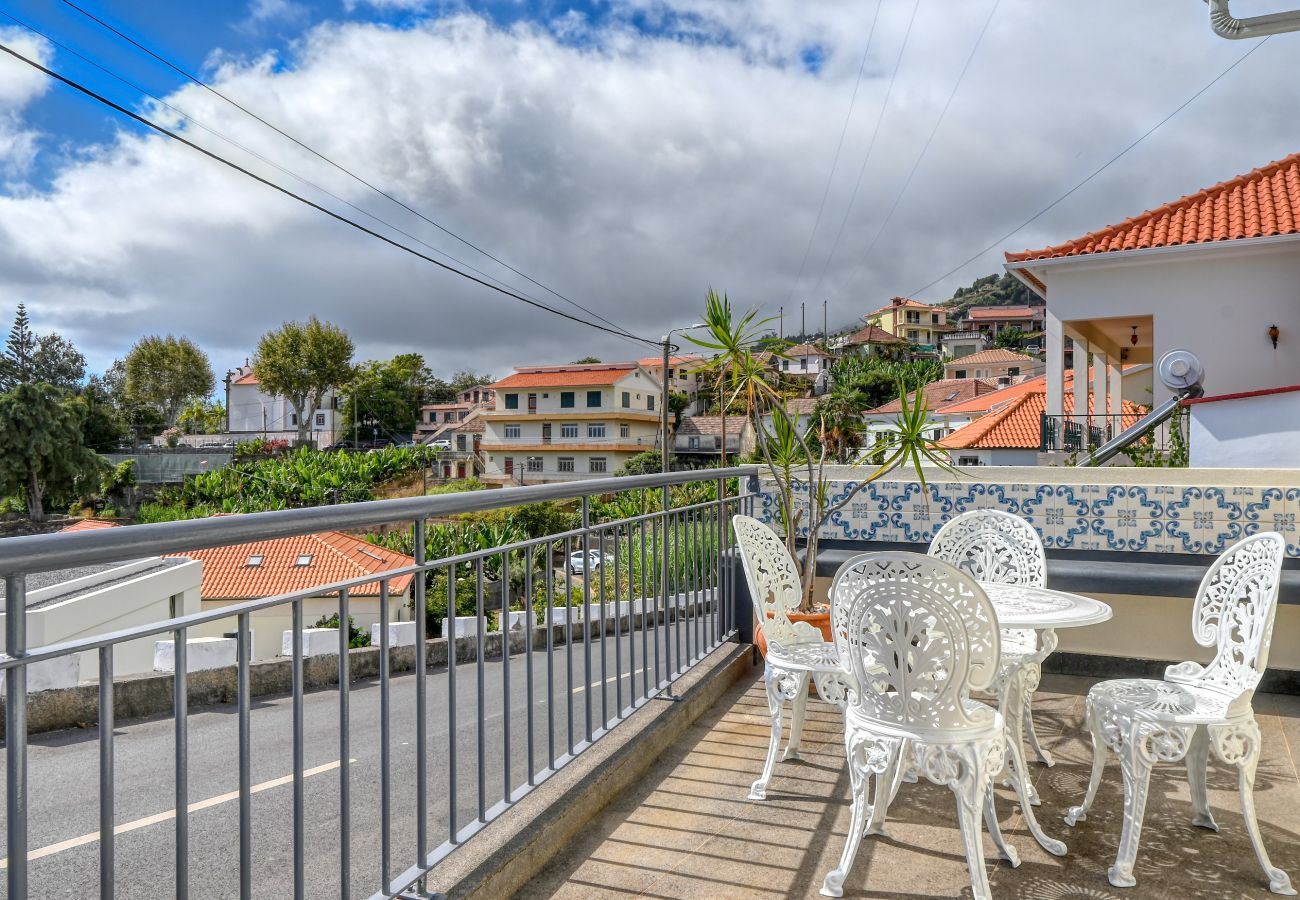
left=6, top=573, right=28, bottom=900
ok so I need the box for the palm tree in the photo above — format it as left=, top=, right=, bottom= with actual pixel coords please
left=814, top=381, right=869, bottom=464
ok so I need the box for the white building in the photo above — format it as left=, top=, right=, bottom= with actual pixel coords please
left=943, top=348, right=1043, bottom=382
left=223, top=364, right=342, bottom=447
left=480, top=363, right=663, bottom=485
left=1004, top=151, right=1300, bottom=443
left=1186, top=386, right=1300, bottom=468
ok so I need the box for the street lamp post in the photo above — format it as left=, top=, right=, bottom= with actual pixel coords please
left=660, top=323, right=706, bottom=477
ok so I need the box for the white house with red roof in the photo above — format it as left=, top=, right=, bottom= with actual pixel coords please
left=481, top=363, right=663, bottom=485
left=223, top=364, right=343, bottom=447
left=1004, top=152, right=1300, bottom=448
left=958, top=304, right=1046, bottom=337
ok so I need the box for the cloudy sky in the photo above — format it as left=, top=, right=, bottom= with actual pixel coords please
left=0, top=0, right=1297, bottom=382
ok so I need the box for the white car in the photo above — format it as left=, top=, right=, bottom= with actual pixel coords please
left=569, top=550, right=613, bottom=575
left=429, top=439, right=453, bottom=450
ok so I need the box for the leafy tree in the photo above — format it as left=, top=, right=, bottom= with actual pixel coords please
left=344, top=354, right=432, bottom=440
left=814, top=381, right=870, bottom=463
left=448, top=370, right=496, bottom=395
left=78, top=379, right=128, bottom=451
left=616, top=449, right=663, bottom=476
left=945, top=272, right=1040, bottom=317
left=252, top=317, right=355, bottom=445
left=0, top=303, right=87, bottom=391
left=0, top=384, right=105, bottom=521
left=667, top=390, right=689, bottom=427
left=993, top=327, right=1029, bottom=351
left=178, top=399, right=227, bottom=435
left=572, top=356, right=601, bottom=364
left=89, top=359, right=165, bottom=444
left=125, top=335, right=214, bottom=426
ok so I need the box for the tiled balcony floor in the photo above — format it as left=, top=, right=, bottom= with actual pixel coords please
left=524, top=672, right=1300, bottom=899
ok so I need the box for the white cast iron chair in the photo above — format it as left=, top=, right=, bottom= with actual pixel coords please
left=930, top=508, right=1057, bottom=773
left=820, top=553, right=1018, bottom=900
left=1064, top=531, right=1295, bottom=895
left=732, top=515, right=846, bottom=801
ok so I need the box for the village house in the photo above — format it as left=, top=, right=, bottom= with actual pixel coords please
left=223, top=364, right=342, bottom=447
left=480, top=362, right=662, bottom=485
left=864, top=297, right=952, bottom=352
left=672, top=415, right=756, bottom=464
left=638, top=355, right=706, bottom=414
left=940, top=329, right=990, bottom=360
left=957, top=304, right=1046, bottom=337
left=837, top=322, right=909, bottom=358
left=942, top=348, right=1044, bottom=382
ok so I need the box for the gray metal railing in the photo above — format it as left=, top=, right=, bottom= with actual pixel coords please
left=0, top=466, right=758, bottom=899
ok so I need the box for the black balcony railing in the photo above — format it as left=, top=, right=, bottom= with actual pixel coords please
left=1040, top=412, right=1185, bottom=461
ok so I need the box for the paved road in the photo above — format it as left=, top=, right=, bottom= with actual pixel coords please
left=0, top=609, right=726, bottom=898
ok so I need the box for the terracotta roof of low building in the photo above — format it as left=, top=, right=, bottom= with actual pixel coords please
left=866, top=297, right=934, bottom=316
left=784, top=343, right=833, bottom=358
left=939, top=388, right=1145, bottom=450
left=677, top=416, right=751, bottom=437
left=945, top=348, right=1040, bottom=368
left=492, top=363, right=640, bottom=389
left=637, top=355, right=705, bottom=368
left=964, top=305, right=1043, bottom=320
left=1007, top=151, right=1300, bottom=263
left=164, top=530, right=415, bottom=600
left=843, top=324, right=906, bottom=346
left=232, top=372, right=260, bottom=386
left=785, top=397, right=819, bottom=416
left=60, top=518, right=122, bottom=533
left=869, top=378, right=1000, bottom=415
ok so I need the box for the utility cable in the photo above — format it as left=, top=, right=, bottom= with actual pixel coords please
left=0, top=40, right=661, bottom=348
left=61, top=0, right=637, bottom=339
left=859, top=0, right=1000, bottom=272
left=808, top=0, right=922, bottom=302
left=909, top=34, right=1271, bottom=298
left=785, top=0, right=883, bottom=305
left=0, top=10, right=640, bottom=349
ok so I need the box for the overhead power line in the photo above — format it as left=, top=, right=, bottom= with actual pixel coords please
left=0, top=40, right=661, bottom=348
left=61, top=0, right=637, bottom=339
left=785, top=0, right=884, bottom=305
left=908, top=34, right=1272, bottom=299
left=808, top=0, right=922, bottom=302
left=859, top=0, right=1000, bottom=271
left=0, top=9, right=630, bottom=349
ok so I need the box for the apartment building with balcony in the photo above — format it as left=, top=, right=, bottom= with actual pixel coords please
left=480, top=363, right=662, bottom=484
left=417, top=384, right=496, bottom=441
left=639, top=354, right=705, bottom=413
left=864, top=296, right=952, bottom=353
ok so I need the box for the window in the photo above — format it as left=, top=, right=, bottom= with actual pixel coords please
left=526, top=457, right=543, bottom=472
left=560, top=391, right=575, bottom=408
left=958, top=456, right=982, bottom=467
left=588, top=423, right=606, bottom=438
left=527, top=393, right=537, bottom=412
left=456, top=435, right=467, bottom=451
left=621, top=391, right=631, bottom=408
left=590, top=457, right=607, bottom=473
left=504, top=425, right=521, bottom=439
left=688, top=436, right=700, bottom=449
left=290, top=413, right=298, bottom=426
left=678, top=369, right=687, bottom=379
left=504, top=394, right=519, bottom=410
left=954, top=369, right=967, bottom=379
left=561, top=423, right=579, bottom=438
left=800, top=358, right=808, bottom=370
left=315, top=413, right=325, bottom=427
left=647, top=395, right=655, bottom=411
left=1008, top=367, right=1020, bottom=377
left=245, top=555, right=264, bottom=568
left=457, top=411, right=466, bottom=421
left=558, top=457, right=575, bottom=473
left=931, top=313, right=940, bottom=324
left=295, top=554, right=313, bottom=567
left=586, top=390, right=602, bottom=408
left=908, top=330, right=920, bottom=342
left=906, top=311, right=920, bottom=323
left=619, top=423, right=630, bottom=438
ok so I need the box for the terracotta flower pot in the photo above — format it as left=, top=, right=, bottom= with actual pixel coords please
left=755, top=610, right=832, bottom=656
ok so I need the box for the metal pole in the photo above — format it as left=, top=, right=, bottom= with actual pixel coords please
left=6, top=574, right=27, bottom=900
left=801, top=302, right=806, bottom=340
left=661, top=337, right=671, bottom=476
left=823, top=300, right=827, bottom=341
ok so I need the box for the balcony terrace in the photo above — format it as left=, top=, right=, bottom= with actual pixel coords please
left=0, top=464, right=1296, bottom=898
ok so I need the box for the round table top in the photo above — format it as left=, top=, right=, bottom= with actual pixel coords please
left=981, top=582, right=1113, bottom=630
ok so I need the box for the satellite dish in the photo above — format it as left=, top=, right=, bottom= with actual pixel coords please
left=1157, top=349, right=1205, bottom=392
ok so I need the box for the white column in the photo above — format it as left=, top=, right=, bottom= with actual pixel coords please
left=1046, top=312, right=1065, bottom=419
left=1072, top=336, right=1089, bottom=426
left=1093, top=351, right=1108, bottom=425
left=1109, top=356, right=1124, bottom=422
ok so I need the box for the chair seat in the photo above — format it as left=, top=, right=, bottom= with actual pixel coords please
left=844, top=699, right=1004, bottom=743
left=766, top=639, right=842, bottom=673
left=1088, top=678, right=1244, bottom=725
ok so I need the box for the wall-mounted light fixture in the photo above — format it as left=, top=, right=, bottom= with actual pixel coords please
left=1269, top=323, right=1280, bottom=349
left=1130, top=325, right=1139, bottom=347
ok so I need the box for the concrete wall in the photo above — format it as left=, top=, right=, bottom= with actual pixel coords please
left=192, top=592, right=412, bottom=662
left=1189, top=390, right=1300, bottom=468
left=1039, top=242, right=1300, bottom=405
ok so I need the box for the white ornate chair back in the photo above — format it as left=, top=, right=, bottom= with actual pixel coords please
left=928, top=509, right=1047, bottom=587
left=732, top=515, right=824, bottom=647
left=1165, top=532, right=1286, bottom=708
left=830, top=553, right=1000, bottom=735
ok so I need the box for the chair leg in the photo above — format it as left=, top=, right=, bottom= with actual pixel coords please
left=983, top=783, right=1021, bottom=868
left=1024, top=692, right=1055, bottom=768
left=822, top=730, right=895, bottom=898
left=1211, top=721, right=1296, bottom=895
left=1065, top=699, right=1107, bottom=827
left=1186, top=725, right=1219, bottom=832
left=951, top=743, right=996, bottom=900
left=1108, top=728, right=1161, bottom=889
left=783, top=672, right=810, bottom=761
left=865, top=744, right=905, bottom=837
left=749, top=664, right=786, bottom=801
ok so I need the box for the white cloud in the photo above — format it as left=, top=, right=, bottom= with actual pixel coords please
left=0, top=3, right=1298, bottom=377
left=0, top=27, right=52, bottom=183
left=239, top=0, right=309, bottom=32
left=343, top=0, right=431, bottom=12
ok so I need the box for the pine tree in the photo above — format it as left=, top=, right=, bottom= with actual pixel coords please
left=1, top=303, right=36, bottom=388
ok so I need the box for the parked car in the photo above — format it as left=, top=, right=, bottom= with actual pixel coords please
left=395, top=439, right=420, bottom=449
left=326, top=440, right=360, bottom=452
left=429, top=439, right=453, bottom=450
left=569, top=550, right=614, bottom=575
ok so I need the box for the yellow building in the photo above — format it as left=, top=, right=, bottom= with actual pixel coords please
left=865, top=297, right=952, bottom=349
left=481, top=363, right=663, bottom=485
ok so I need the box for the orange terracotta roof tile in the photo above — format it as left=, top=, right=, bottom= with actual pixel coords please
left=784, top=343, right=833, bottom=357
left=945, top=348, right=1040, bottom=367
left=1007, top=151, right=1300, bottom=262
left=866, top=297, right=935, bottom=316
left=164, top=530, right=415, bottom=600
left=939, top=387, right=1145, bottom=450
left=491, top=363, right=640, bottom=389
left=59, top=518, right=122, bottom=532
left=232, top=372, right=260, bottom=386
left=869, top=379, right=1000, bottom=415
left=637, top=355, right=704, bottom=368
left=964, top=305, right=1042, bottom=320
left=842, top=324, right=906, bottom=345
